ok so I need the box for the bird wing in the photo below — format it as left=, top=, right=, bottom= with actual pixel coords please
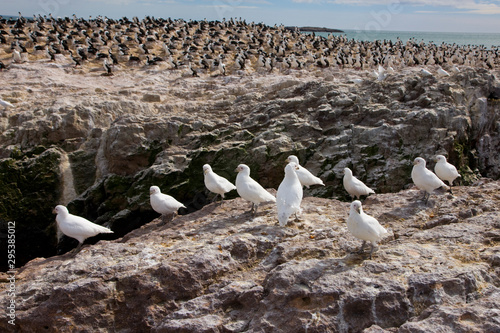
left=349, top=212, right=387, bottom=242
left=161, top=193, right=186, bottom=209
left=213, top=173, right=236, bottom=192
left=58, top=214, right=112, bottom=242
left=435, top=162, right=460, bottom=181
left=296, top=167, right=324, bottom=186
left=0, top=99, right=14, bottom=107
left=238, top=176, right=275, bottom=203
left=152, top=193, right=185, bottom=214
left=351, top=177, right=374, bottom=194
left=418, top=168, right=448, bottom=190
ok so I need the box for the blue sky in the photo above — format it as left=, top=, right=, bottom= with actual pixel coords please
left=3, top=0, right=500, bottom=33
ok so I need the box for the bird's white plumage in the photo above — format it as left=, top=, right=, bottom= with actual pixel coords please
left=276, top=162, right=303, bottom=226
left=411, top=157, right=449, bottom=196
left=343, top=167, right=375, bottom=199
left=149, top=185, right=186, bottom=216
left=53, top=205, right=113, bottom=244
left=12, top=49, right=23, bottom=63
left=373, top=65, right=387, bottom=81
left=346, top=200, right=387, bottom=248
left=434, top=155, right=460, bottom=185
left=420, top=68, right=433, bottom=77
left=0, top=98, right=14, bottom=108
left=203, top=164, right=236, bottom=199
left=286, top=155, right=324, bottom=188
left=235, top=164, right=276, bottom=212
left=437, top=66, right=450, bottom=76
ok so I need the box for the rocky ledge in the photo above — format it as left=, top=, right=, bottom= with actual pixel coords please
left=1, top=178, right=500, bottom=332
left=1, top=64, right=499, bottom=268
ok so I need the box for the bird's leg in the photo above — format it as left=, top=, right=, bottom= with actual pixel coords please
left=369, top=243, right=375, bottom=259
left=159, top=214, right=167, bottom=226
left=248, top=202, right=254, bottom=214
left=424, top=192, right=430, bottom=205
left=252, top=203, right=259, bottom=216
left=210, top=194, right=218, bottom=203
left=358, top=241, right=366, bottom=254
left=71, top=242, right=83, bottom=256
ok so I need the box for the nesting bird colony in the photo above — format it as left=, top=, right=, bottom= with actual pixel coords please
left=1, top=14, right=499, bottom=76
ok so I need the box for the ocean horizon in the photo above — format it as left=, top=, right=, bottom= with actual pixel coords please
left=309, top=29, right=500, bottom=48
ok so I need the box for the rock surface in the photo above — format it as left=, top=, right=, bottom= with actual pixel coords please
left=1, top=179, right=500, bottom=332
left=0, top=62, right=499, bottom=268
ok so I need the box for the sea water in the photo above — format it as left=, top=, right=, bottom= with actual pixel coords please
left=313, top=30, right=500, bottom=48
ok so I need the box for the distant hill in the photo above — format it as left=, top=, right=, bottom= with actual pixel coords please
left=285, top=26, right=344, bottom=33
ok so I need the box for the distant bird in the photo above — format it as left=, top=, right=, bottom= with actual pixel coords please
left=12, top=49, right=23, bottom=63
left=203, top=164, right=236, bottom=202
left=343, top=167, right=375, bottom=199
left=411, top=157, right=449, bottom=204
left=286, top=155, right=324, bottom=188
left=437, top=66, right=450, bottom=76
left=149, top=185, right=186, bottom=223
left=69, top=50, right=81, bottom=67
left=346, top=200, right=388, bottom=259
left=103, top=59, right=113, bottom=75
left=434, top=155, right=461, bottom=192
left=420, top=68, right=433, bottom=77
left=373, top=65, right=387, bottom=81
left=276, top=162, right=303, bottom=226
left=53, top=205, right=113, bottom=254
left=0, top=98, right=14, bottom=108
left=235, top=164, right=276, bottom=215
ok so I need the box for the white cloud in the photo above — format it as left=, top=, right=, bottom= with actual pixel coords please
left=306, top=0, right=500, bottom=14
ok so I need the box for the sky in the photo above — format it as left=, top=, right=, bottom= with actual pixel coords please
left=2, top=0, right=500, bottom=33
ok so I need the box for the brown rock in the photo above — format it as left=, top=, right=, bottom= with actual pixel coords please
left=2, top=180, right=500, bottom=332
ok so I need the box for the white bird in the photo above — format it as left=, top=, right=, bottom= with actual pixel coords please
left=411, top=157, right=449, bottom=204
left=12, top=49, right=23, bottom=63
left=53, top=205, right=113, bottom=253
left=149, top=185, right=186, bottom=223
left=203, top=164, right=236, bottom=202
left=420, top=68, right=433, bottom=77
left=276, top=162, right=303, bottom=226
left=235, top=164, right=276, bottom=215
left=434, top=155, right=461, bottom=192
left=0, top=98, right=14, bottom=108
left=343, top=167, right=375, bottom=199
left=437, top=66, right=450, bottom=76
left=286, top=155, right=324, bottom=188
left=373, top=65, right=387, bottom=81
left=346, top=200, right=388, bottom=259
